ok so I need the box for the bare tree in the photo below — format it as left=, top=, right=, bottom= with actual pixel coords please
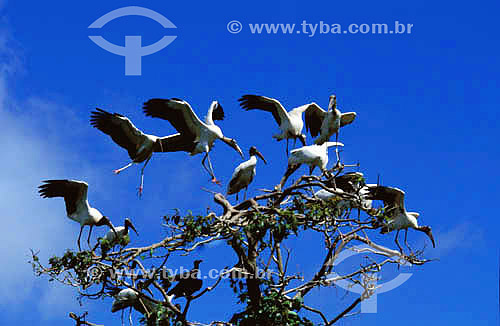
left=31, top=165, right=433, bottom=326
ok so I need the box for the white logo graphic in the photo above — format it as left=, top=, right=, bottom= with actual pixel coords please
left=88, top=6, right=177, bottom=76
left=328, top=244, right=412, bottom=313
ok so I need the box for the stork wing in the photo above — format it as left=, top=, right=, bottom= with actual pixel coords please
left=154, top=133, right=197, bottom=153
left=227, top=163, right=245, bottom=194
left=366, top=185, right=405, bottom=209
left=208, top=101, right=225, bottom=121
left=333, top=172, right=362, bottom=192
left=305, top=104, right=327, bottom=137
left=143, top=98, right=201, bottom=140
left=38, top=180, right=88, bottom=216
left=340, top=112, right=357, bottom=127
left=238, top=95, right=288, bottom=127
left=90, top=109, right=150, bottom=159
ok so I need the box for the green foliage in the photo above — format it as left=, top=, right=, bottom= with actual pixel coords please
left=44, top=250, right=94, bottom=287
left=139, top=303, right=175, bottom=326
left=233, top=291, right=313, bottom=326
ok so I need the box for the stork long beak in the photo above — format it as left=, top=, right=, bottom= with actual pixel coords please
left=103, top=217, right=118, bottom=238
left=255, top=149, right=267, bottom=164
left=222, top=137, right=244, bottom=158
left=419, top=226, right=436, bottom=248
left=127, top=220, right=139, bottom=236
left=298, top=135, right=306, bottom=147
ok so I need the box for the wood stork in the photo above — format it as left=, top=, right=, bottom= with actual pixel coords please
left=239, top=95, right=322, bottom=155
left=90, top=108, right=165, bottom=196
left=167, top=260, right=203, bottom=299
left=104, top=217, right=138, bottom=244
left=314, top=172, right=372, bottom=211
left=143, top=98, right=244, bottom=185
left=365, top=185, right=436, bottom=252
left=304, top=95, right=356, bottom=146
left=227, top=146, right=267, bottom=201
left=111, top=288, right=154, bottom=314
left=276, top=142, right=344, bottom=190
left=38, top=179, right=117, bottom=251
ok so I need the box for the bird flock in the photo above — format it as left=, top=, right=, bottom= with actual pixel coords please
left=37, top=93, right=435, bottom=311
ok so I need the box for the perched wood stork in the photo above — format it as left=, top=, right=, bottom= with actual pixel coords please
left=90, top=108, right=165, bottom=196
left=314, top=172, right=373, bottom=211
left=167, top=260, right=203, bottom=299
left=239, top=95, right=322, bottom=154
left=227, top=146, right=267, bottom=201
left=276, top=142, right=344, bottom=190
left=143, top=98, right=244, bottom=185
left=305, top=95, right=357, bottom=146
left=111, top=288, right=154, bottom=314
left=104, top=217, right=138, bottom=244
left=366, top=185, right=436, bottom=252
left=38, top=180, right=117, bottom=251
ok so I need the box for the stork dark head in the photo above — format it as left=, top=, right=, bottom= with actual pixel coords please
left=222, top=137, right=244, bottom=158
left=193, top=259, right=203, bottom=268
left=97, top=216, right=118, bottom=237
left=328, top=94, right=337, bottom=110
left=249, top=146, right=267, bottom=164
left=417, top=225, right=435, bottom=248
left=124, top=218, right=139, bottom=236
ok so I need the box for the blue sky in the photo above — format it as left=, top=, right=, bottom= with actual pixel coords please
left=0, top=0, right=498, bottom=324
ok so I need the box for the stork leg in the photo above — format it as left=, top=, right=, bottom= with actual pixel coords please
left=87, top=225, right=94, bottom=250
left=277, top=164, right=301, bottom=190
left=138, top=156, right=152, bottom=197
left=77, top=225, right=84, bottom=251
left=202, top=153, right=221, bottom=186
left=335, top=132, right=340, bottom=163
left=113, top=161, right=134, bottom=175
left=286, top=139, right=289, bottom=157
left=236, top=192, right=239, bottom=202
left=404, top=228, right=412, bottom=252
left=244, top=187, right=248, bottom=200
left=394, top=229, right=403, bottom=253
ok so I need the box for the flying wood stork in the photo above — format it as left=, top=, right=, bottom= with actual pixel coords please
left=104, top=217, right=138, bottom=244
left=227, top=146, right=267, bottom=201
left=90, top=108, right=166, bottom=195
left=365, top=185, right=436, bottom=252
left=38, top=179, right=117, bottom=251
left=305, top=95, right=356, bottom=146
left=276, top=142, right=344, bottom=190
left=239, top=95, right=323, bottom=155
left=143, top=98, right=243, bottom=185
left=314, top=172, right=372, bottom=211
left=167, top=260, right=203, bottom=299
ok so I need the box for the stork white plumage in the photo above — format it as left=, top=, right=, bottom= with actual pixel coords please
left=276, top=142, right=344, bottom=190
left=305, top=95, right=357, bottom=148
left=104, top=217, right=138, bottom=244
left=227, top=146, right=267, bottom=201
left=38, top=180, right=117, bottom=251
left=143, top=98, right=244, bottom=185
left=90, top=108, right=166, bottom=196
left=314, top=172, right=373, bottom=211
left=366, top=185, right=436, bottom=252
left=239, top=95, right=322, bottom=155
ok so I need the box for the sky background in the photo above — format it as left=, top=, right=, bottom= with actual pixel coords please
left=0, top=0, right=498, bottom=324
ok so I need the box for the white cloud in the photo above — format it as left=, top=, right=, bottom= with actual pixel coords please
left=0, top=32, right=106, bottom=318
left=428, top=221, right=485, bottom=259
